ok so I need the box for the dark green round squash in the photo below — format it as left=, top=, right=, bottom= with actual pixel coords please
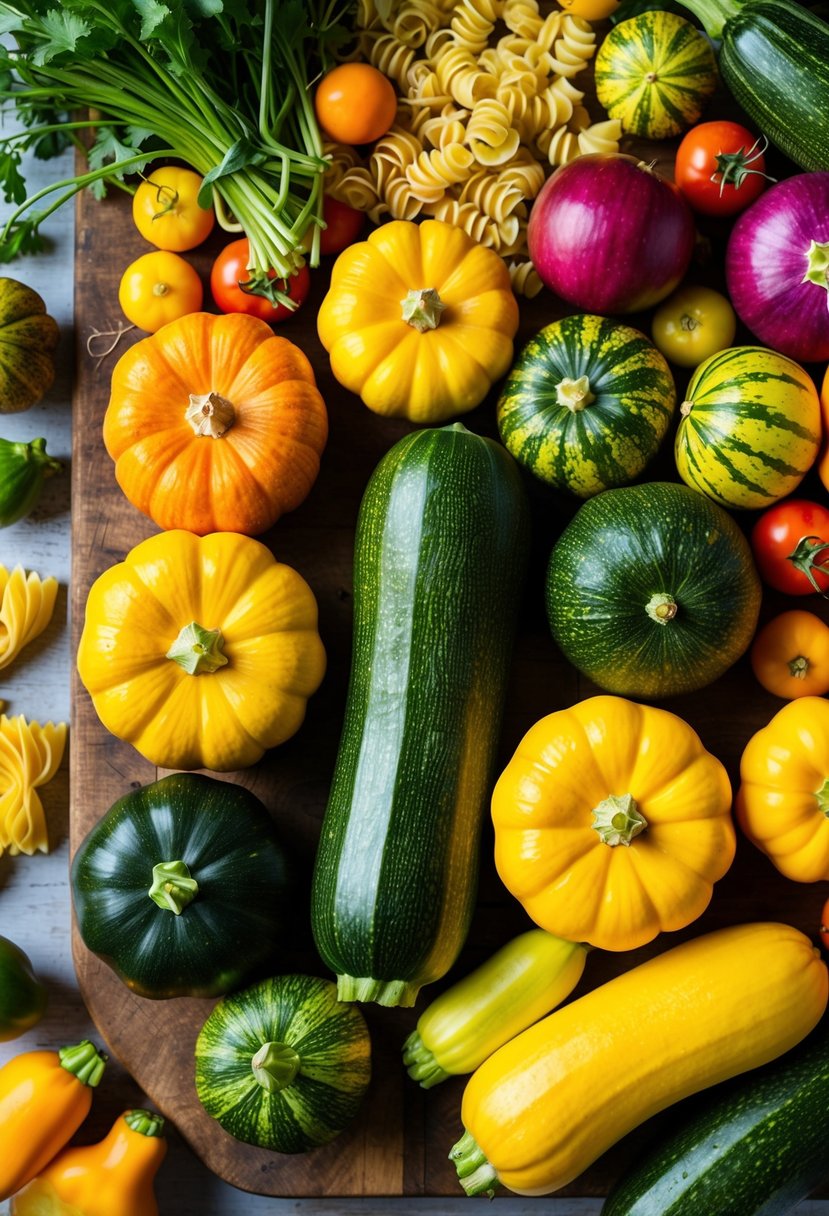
left=71, top=773, right=292, bottom=999
left=497, top=314, right=676, bottom=498
left=0, top=935, right=47, bottom=1041
left=195, top=974, right=371, bottom=1153
left=0, top=279, right=59, bottom=413
left=546, top=481, right=762, bottom=698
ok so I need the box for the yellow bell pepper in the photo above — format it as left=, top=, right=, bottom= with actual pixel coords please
left=451, top=922, right=828, bottom=1197
left=737, top=695, right=829, bottom=881
left=77, top=530, right=325, bottom=772
left=317, top=219, right=519, bottom=423
left=403, top=930, right=587, bottom=1088
left=11, top=1109, right=166, bottom=1216
left=491, top=695, right=735, bottom=952
left=0, top=1040, right=107, bottom=1201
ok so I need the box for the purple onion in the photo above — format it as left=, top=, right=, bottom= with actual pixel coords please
left=527, top=154, right=696, bottom=314
left=726, top=173, right=829, bottom=364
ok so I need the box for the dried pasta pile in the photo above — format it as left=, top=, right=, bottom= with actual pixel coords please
left=0, top=564, right=58, bottom=672
left=0, top=714, right=67, bottom=856
left=326, top=0, right=622, bottom=295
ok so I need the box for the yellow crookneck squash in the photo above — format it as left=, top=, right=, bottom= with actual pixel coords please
left=103, top=312, right=328, bottom=536
left=11, top=1109, right=166, bottom=1216
left=77, top=530, right=325, bottom=772
left=450, top=922, right=828, bottom=1197
left=737, top=695, right=829, bottom=881
left=491, top=695, right=734, bottom=951
left=316, top=219, right=519, bottom=423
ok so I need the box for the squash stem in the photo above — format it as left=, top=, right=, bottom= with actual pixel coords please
left=592, top=793, right=648, bottom=846
left=25, top=437, right=62, bottom=478
left=556, top=375, right=595, bottom=412
left=148, top=860, right=199, bottom=915
left=251, top=1041, right=301, bottom=1092
left=672, top=0, right=742, bottom=39
left=449, top=1129, right=499, bottom=1197
left=400, top=287, right=445, bottom=332
left=402, top=1030, right=451, bottom=1088
left=58, top=1040, right=108, bottom=1087
left=646, top=592, right=678, bottom=624
left=186, top=391, right=236, bottom=437
left=337, top=975, right=421, bottom=1007
left=815, top=778, right=829, bottom=818
left=125, top=1109, right=166, bottom=1138
left=166, top=622, right=229, bottom=675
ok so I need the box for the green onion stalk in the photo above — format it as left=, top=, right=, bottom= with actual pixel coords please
left=0, top=0, right=352, bottom=304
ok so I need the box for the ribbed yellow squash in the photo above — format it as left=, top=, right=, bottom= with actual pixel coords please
left=316, top=219, right=518, bottom=423
left=451, top=923, right=828, bottom=1198
left=77, top=531, right=325, bottom=772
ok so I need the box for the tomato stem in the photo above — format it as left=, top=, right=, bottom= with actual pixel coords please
left=710, top=135, right=776, bottom=197
left=789, top=655, right=811, bottom=679
left=787, top=535, right=829, bottom=596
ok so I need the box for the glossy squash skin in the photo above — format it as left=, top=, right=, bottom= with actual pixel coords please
left=311, top=424, right=530, bottom=1008
left=497, top=314, right=676, bottom=498
left=546, top=481, right=762, bottom=698
left=675, top=346, right=821, bottom=510
left=595, top=12, right=718, bottom=139
left=0, top=937, right=46, bottom=1042
left=71, top=774, right=292, bottom=998
left=0, top=279, right=58, bottom=414
left=450, top=923, right=828, bottom=1198
left=195, top=975, right=371, bottom=1153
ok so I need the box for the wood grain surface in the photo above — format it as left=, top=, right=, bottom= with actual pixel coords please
left=70, top=133, right=829, bottom=1200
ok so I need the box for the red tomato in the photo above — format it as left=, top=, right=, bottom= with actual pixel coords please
left=675, top=121, right=771, bottom=217
left=320, top=196, right=364, bottom=256
left=751, top=500, right=829, bottom=595
left=821, top=897, right=829, bottom=952
left=210, top=238, right=310, bottom=323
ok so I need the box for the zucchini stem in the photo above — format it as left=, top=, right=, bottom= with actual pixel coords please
left=58, top=1041, right=108, bottom=1088
left=449, top=1129, right=499, bottom=1197
left=125, top=1109, right=166, bottom=1138
left=337, top=975, right=421, bottom=1007
left=672, top=0, right=742, bottom=39
left=402, top=1030, right=451, bottom=1089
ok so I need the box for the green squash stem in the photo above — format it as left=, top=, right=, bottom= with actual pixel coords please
left=400, top=287, right=446, bottom=332
left=402, top=1030, right=451, bottom=1088
left=166, top=622, right=229, bottom=675
left=148, top=860, right=199, bottom=915
left=672, top=0, right=742, bottom=39
left=592, top=793, right=648, bottom=847
left=646, top=592, right=678, bottom=625
left=125, top=1109, right=166, bottom=1137
left=556, top=375, right=595, bottom=412
left=251, top=1041, right=301, bottom=1092
left=816, top=779, right=829, bottom=817
left=337, top=975, right=421, bottom=1007
left=449, top=1128, right=499, bottom=1197
left=58, top=1040, right=107, bottom=1087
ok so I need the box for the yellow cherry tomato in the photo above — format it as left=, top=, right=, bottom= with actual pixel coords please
left=558, top=0, right=619, bottom=17
left=751, top=610, right=829, bottom=700
left=651, top=285, right=737, bottom=368
left=132, top=167, right=215, bottom=251
left=118, top=251, right=203, bottom=333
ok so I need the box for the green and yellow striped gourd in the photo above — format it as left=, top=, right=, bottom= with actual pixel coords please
left=497, top=314, right=676, bottom=498
left=595, top=12, right=718, bottom=140
left=675, top=346, right=822, bottom=510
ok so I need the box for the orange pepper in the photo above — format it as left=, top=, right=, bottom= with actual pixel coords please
left=11, top=1109, right=166, bottom=1216
left=0, top=1040, right=107, bottom=1200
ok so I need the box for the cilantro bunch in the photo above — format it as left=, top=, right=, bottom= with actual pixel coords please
left=0, top=0, right=351, bottom=300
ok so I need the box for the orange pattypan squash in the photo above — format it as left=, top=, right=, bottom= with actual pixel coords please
left=491, top=695, right=735, bottom=952
left=103, top=312, right=328, bottom=536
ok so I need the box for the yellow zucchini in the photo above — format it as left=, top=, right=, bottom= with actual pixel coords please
left=403, top=930, right=587, bottom=1088
left=450, top=923, right=828, bottom=1197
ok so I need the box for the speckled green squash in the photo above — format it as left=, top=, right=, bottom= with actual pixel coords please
left=0, top=279, right=59, bottom=413
left=595, top=12, right=718, bottom=140
left=675, top=346, right=822, bottom=510
left=195, top=974, right=371, bottom=1154
left=604, top=1017, right=829, bottom=1216
left=546, top=481, right=761, bottom=699
left=497, top=314, right=676, bottom=498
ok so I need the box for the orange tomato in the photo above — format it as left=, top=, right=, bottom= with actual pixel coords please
left=132, top=167, right=215, bottom=252
left=751, top=609, right=829, bottom=699
left=819, top=365, right=829, bottom=494
left=315, top=63, right=397, bottom=145
left=118, top=251, right=203, bottom=333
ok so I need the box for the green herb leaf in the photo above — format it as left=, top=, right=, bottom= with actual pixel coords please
left=197, top=136, right=266, bottom=207
left=0, top=217, right=48, bottom=262
left=32, top=9, right=91, bottom=66
left=0, top=146, right=28, bottom=205
left=133, top=0, right=171, bottom=40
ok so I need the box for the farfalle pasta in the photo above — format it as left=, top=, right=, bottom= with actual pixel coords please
left=331, top=0, right=622, bottom=294
left=0, top=564, right=58, bottom=672
left=0, top=714, right=67, bottom=855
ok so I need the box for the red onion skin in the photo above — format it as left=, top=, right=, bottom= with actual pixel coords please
left=726, top=173, right=829, bottom=364
left=527, top=154, right=696, bottom=314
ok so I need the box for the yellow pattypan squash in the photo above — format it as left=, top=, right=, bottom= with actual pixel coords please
left=77, top=531, right=325, bottom=772
left=317, top=219, right=519, bottom=423
left=491, top=695, right=735, bottom=952
left=737, top=696, right=829, bottom=882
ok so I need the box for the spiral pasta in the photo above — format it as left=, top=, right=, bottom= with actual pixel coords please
left=0, top=714, right=67, bottom=856
left=0, top=565, right=58, bottom=673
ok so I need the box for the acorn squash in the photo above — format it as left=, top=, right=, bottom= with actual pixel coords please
left=0, top=279, right=58, bottom=413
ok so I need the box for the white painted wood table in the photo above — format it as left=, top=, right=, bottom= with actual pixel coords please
left=0, top=145, right=824, bottom=1216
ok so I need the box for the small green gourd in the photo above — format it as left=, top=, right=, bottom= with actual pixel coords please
left=0, top=438, right=61, bottom=527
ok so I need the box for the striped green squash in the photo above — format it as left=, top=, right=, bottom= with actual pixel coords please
left=0, top=278, right=59, bottom=413
left=546, top=482, right=761, bottom=699
left=497, top=314, right=676, bottom=499
left=595, top=12, right=718, bottom=140
left=194, top=974, right=371, bottom=1153
left=675, top=346, right=821, bottom=510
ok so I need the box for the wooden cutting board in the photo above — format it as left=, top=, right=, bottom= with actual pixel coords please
left=69, top=144, right=829, bottom=1199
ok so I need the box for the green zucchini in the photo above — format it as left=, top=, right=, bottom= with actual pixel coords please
left=310, top=423, right=530, bottom=1009
left=676, top=0, right=829, bottom=171
left=603, top=1016, right=829, bottom=1216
